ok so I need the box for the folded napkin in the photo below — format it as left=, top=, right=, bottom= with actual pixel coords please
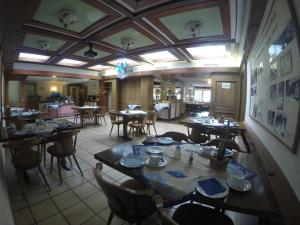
left=166, top=170, right=187, bottom=178
left=197, top=178, right=226, bottom=195
left=227, top=160, right=257, bottom=180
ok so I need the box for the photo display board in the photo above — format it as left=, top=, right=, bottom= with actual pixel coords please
left=248, top=0, right=300, bottom=152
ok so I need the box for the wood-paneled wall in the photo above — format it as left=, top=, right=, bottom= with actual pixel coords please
left=119, top=76, right=154, bottom=111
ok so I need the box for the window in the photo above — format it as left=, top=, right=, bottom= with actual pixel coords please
left=175, top=88, right=182, bottom=100
left=194, top=88, right=211, bottom=102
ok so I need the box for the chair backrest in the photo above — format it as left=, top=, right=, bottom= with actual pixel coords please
left=158, top=132, right=189, bottom=143
left=52, top=129, right=80, bottom=155
left=93, top=163, right=156, bottom=218
left=185, top=124, right=209, bottom=144
left=7, top=137, right=41, bottom=167
left=109, top=113, right=118, bottom=122
left=146, top=111, right=157, bottom=123
left=203, top=138, right=245, bottom=152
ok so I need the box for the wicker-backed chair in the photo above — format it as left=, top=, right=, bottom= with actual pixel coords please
left=109, top=113, right=123, bottom=137
left=5, top=137, right=51, bottom=194
left=145, top=111, right=157, bottom=135
left=93, top=163, right=156, bottom=225
left=156, top=202, right=233, bottom=225
left=185, top=124, right=210, bottom=144
left=95, top=107, right=107, bottom=125
left=202, top=138, right=246, bottom=153
left=128, top=115, right=147, bottom=136
left=156, top=132, right=189, bottom=143
left=47, top=129, right=83, bottom=184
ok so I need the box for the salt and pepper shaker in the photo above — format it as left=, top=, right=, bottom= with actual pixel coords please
left=174, top=142, right=181, bottom=159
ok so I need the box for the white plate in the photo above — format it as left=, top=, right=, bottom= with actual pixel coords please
left=146, top=158, right=167, bottom=168
left=227, top=178, right=251, bottom=192
left=120, top=155, right=144, bottom=168
left=147, top=146, right=164, bottom=154
left=195, top=177, right=229, bottom=199
left=158, top=138, right=174, bottom=145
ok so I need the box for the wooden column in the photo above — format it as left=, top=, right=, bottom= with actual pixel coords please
left=140, top=76, right=154, bottom=111
left=111, top=79, right=119, bottom=111
left=98, top=80, right=105, bottom=107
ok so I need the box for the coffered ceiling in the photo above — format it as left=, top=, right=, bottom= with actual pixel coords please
left=2, top=0, right=236, bottom=71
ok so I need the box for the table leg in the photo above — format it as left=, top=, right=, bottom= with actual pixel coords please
left=122, top=117, right=131, bottom=140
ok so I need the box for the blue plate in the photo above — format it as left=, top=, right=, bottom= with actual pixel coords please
left=158, top=137, right=174, bottom=145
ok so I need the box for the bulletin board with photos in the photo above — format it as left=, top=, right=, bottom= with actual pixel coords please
left=248, top=0, right=300, bottom=152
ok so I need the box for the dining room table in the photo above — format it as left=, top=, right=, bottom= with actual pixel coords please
left=72, top=105, right=101, bottom=126
left=0, top=118, right=82, bottom=143
left=180, top=116, right=251, bottom=153
left=109, top=110, right=147, bottom=140
left=94, top=141, right=278, bottom=221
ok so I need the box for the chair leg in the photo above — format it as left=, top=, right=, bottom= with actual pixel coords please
left=50, top=155, right=53, bottom=173
left=117, top=125, right=120, bottom=138
left=103, top=116, right=107, bottom=125
left=68, top=156, right=73, bottom=166
left=43, top=144, right=47, bottom=166
left=38, top=166, right=51, bottom=191
left=17, top=170, right=25, bottom=199
left=107, top=211, right=114, bottom=225
left=73, top=154, right=83, bottom=176
left=57, top=158, right=62, bottom=185
left=147, top=125, right=150, bottom=134
left=109, top=125, right=114, bottom=136
left=153, top=124, right=157, bottom=135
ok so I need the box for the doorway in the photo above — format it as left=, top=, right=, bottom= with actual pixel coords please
left=68, top=85, right=87, bottom=106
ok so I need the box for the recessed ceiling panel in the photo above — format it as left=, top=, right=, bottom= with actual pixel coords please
left=102, top=28, right=155, bottom=50
left=74, top=47, right=111, bottom=59
left=23, top=33, right=66, bottom=51
left=140, top=51, right=178, bottom=63
left=159, top=7, right=223, bottom=40
left=33, top=0, right=107, bottom=33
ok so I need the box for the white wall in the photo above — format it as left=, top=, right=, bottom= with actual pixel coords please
left=8, top=81, right=21, bottom=106
left=245, top=0, right=300, bottom=201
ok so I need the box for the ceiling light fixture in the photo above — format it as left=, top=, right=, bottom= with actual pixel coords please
left=84, top=43, right=98, bottom=59
left=121, top=37, right=135, bottom=50
left=18, top=52, right=50, bottom=63
left=58, top=9, right=77, bottom=29
left=57, top=58, right=86, bottom=67
left=184, top=20, right=201, bottom=38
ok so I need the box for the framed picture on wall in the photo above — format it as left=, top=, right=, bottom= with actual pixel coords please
left=248, top=0, right=300, bottom=153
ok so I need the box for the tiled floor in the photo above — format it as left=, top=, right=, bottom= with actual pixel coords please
left=6, top=116, right=258, bottom=225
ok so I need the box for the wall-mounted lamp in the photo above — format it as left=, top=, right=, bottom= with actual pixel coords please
left=50, top=86, right=58, bottom=92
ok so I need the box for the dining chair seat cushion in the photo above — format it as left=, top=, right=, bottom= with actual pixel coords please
left=145, top=120, right=154, bottom=125
left=172, top=203, right=233, bottom=225
left=47, top=145, right=70, bottom=157
left=120, top=179, right=148, bottom=190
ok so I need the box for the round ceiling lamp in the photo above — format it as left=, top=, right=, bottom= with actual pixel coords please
left=58, top=9, right=78, bottom=29
left=84, top=43, right=98, bottom=59
left=115, top=60, right=129, bottom=80
left=37, top=40, right=50, bottom=50
left=121, top=37, right=135, bottom=50
left=184, top=20, right=201, bottom=38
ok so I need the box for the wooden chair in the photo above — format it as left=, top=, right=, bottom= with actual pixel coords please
left=185, top=124, right=210, bottom=144
left=202, top=138, right=247, bottom=153
left=72, top=108, right=81, bottom=124
left=5, top=137, right=51, bottom=195
left=156, top=202, right=233, bottom=225
left=93, top=163, right=156, bottom=225
left=47, top=129, right=83, bottom=184
left=128, top=115, right=147, bottom=136
left=145, top=111, right=157, bottom=135
left=95, top=107, right=107, bottom=125
left=109, top=113, right=123, bottom=137
left=156, top=132, right=189, bottom=143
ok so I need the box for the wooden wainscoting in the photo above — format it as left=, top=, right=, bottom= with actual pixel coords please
left=244, top=122, right=300, bottom=225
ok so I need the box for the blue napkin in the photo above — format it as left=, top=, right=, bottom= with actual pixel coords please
left=166, top=170, right=187, bottom=178
left=227, top=160, right=257, bottom=180
left=198, top=178, right=226, bottom=195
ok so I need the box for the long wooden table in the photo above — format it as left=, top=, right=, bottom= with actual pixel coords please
left=94, top=142, right=278, bottom=220
left=109, top=110, right=147, bottom=140
left=180, top=117, right=251, bottom=153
